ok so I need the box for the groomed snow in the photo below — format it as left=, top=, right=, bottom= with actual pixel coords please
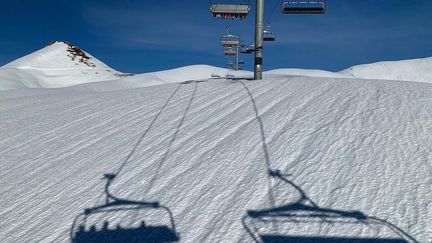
left=340, top=57, right=432, bottom=83
left=0, top=74, right=431, bottom=242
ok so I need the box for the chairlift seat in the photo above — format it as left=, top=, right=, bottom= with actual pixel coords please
left=240, top=48, right=251, bottom=54
left=211, top=4, right=250, bottom=19
left=211, top=4, right=250, bottom=14
left=221, top=35, right=240, bottom=47
left=240, top=44, right=255, bottom=54
left=282, top=1, right=326, bottom=14
left=224, top=47, right=237, bottom=56
left=263, top=30, right=276, bottom=41
left=263, top=36, right=276, bottom=41
left=221, top=40, right=241, bottom=46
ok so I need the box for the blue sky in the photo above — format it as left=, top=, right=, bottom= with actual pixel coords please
left=0, top=0, right=431, bottom=73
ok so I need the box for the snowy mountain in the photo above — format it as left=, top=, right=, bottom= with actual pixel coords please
left=1, top=42, right=431, bottom=92
left=0, top=41, right=123, bottom=89
left=0, top=42, right=251, bottom=91
left=0, top=43, right=431, bottom=242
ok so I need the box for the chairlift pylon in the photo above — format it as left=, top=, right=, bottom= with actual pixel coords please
left=282, top=0, right=326, bottom=14
left=210, top=0, right=252, bottom=20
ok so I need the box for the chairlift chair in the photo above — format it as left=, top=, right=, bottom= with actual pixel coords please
left=263, top=26, right=276, bottom=41
left=240, top=44, right=255, bottom=54
left=221, top=34, right=241, bottom=47
left=282, top=0, right=326, bottom=14
left=210, top=0, right=252, bottom=20
left=224, top=47, right=237, bottom=56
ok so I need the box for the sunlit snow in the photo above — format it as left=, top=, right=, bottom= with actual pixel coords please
left=0, top=42, right=431, bottom=242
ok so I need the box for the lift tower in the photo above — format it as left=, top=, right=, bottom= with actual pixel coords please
left=254, top=0, right=264, bottom=80
left=211, top=0, right=326, bottom=80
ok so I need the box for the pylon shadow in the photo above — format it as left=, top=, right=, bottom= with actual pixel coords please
left=70, top=174, right=179, bottom=243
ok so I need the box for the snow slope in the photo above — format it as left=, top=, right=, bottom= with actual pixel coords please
left=266, top=68, right=349, bottom=79
left=0, top=75, right=431, bottom=242
left=0, top=41, right=123, bottom=89
left=74, top=65, right=251, bottom=92
left=340, top=57, right=432, bottom=83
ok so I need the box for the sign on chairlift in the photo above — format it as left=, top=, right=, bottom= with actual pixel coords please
left=282, top=0, right=326, bottom=14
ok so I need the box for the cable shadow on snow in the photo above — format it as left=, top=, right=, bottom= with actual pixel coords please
left=70, top=84, right=189, bottom=243
left=238, top=81, right=418, bottom=243
left=145, top=81, right=198, bottom=192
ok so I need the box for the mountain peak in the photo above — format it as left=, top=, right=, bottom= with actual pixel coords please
left=0, top=41, right=123, bottom=89
left=47, top=40, right=96, bottom=67
left=3, top=40, right=112, bottom=70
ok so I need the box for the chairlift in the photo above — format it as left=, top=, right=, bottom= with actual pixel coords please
left=221, top=34, right=241, bottom=47
left=282, top=0, right=326, bottom=14
left=224, top=47, right=237, bottom=56
left=263, top=25, right=276, bottom=41
left=240, top=44, right=255, bottom=54
left=210, top=0, right=251, bottom=20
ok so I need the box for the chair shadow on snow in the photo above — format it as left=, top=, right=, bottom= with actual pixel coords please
left=242, top=170, right=418, bottom=243
left=70, top=174, right=179, bottom=243
left=70, top=84, right=192, bottom=243
left=239, top=81, right=419, bottom=243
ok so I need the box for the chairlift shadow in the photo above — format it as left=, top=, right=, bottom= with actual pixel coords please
left=239, top=81, right=418, bottom=243
left=70, top=84, right=185, bottom=242
left=70, top=174, right=179, bottom=243
left=242, top=170, right=417, bottom=243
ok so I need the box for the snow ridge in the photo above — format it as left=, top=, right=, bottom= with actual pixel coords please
left=340, top=57, right=432, bottom=83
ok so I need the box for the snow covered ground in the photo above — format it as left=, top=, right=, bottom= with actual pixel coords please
left=0, top=44, right=431, bottom=242
left=340, top=57, right=432, bottom=83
